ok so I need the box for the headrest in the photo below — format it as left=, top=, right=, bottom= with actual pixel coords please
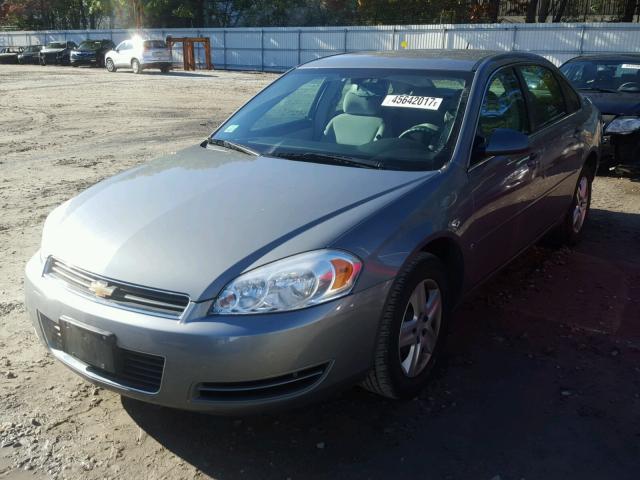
left=343, top=86, right=382, bottom=116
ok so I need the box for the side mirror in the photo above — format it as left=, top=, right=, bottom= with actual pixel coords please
left=484, top=128, right=530, bottom=156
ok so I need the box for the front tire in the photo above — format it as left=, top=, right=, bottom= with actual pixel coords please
left=105, top=58, right=116, bottom=72
left=131, top=58, right=141, bottom=74
left=362, top=253, right=449, bottom=399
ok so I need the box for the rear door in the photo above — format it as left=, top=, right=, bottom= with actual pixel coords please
left=516, top=64, right=584, bottom=238
left=466, top=66, right=539, bottom=285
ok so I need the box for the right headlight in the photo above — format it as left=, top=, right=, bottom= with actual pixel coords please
left=210, top=250, right=362, bottom=315
left=605, top=116, right=640, bottom=135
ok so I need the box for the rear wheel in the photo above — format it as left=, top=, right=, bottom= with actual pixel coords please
left=131, top=58, right=141, bottom=74
left=105, top=58, right=116, bottom=72
left=556, top=166, right=593, bottom=245
left=362, top=253, right=449, bottom=399
left=160, top=65, right=170, bottom=73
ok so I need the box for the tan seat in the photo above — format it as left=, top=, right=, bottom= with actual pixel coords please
left=323, top=86, right=385, bottom=146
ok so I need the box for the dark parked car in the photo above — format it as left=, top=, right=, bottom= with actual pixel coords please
left=17, top=45, right=42, bottom=64
left=70, top=39, right=115, bottom=68
left=39, top=41, right=77, bottom=66
left=25, top=50, right=600, bottom=414
left=0, top=47, right=23, bottom=64
left=561, top=54, right=640, bottom=170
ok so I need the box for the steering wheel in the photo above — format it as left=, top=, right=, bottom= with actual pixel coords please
left=618, top=82, right=640, bottom=92
left=398, top=123, right=440, bottom=144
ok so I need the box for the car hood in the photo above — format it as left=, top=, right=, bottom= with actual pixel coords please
left=582, top=91, right=640, bottom=116
left=42, top=144, right=432, bottom=301
left=42, top=47, right=66, bottom=53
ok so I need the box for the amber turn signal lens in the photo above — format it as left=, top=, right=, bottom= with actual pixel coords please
left=330, top=258, right=357, bottom=290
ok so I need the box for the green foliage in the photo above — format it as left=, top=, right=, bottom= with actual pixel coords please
left=1, top=1, right=638, bottom=29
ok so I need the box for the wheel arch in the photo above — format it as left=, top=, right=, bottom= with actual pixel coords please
left=583, top=149, right=599, bottom=179
left=419, top=235, right=465, bottom=308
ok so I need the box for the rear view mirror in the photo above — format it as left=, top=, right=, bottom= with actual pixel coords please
left=484, top=128, right=530, bottom=156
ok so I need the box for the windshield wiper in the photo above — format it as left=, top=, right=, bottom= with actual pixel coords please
left=578, top=86, right=618, bottom=93
left=267, top=152, right=382, bottom=169
left=207, top=138, right=258, bottom=156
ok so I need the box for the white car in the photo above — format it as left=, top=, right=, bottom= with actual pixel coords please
left=104, top=38, right=172, bottom=74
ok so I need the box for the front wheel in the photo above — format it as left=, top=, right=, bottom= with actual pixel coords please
left=160, top=65, right=171, bottom=73
left=131, top=58, right=141, bottom=74
left=105, top=58, right=116, bottom=72
left=362, top=253, right=449, bottom=399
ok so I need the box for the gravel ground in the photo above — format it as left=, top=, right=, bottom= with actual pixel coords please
left=0, top=65, right=639, bottom=480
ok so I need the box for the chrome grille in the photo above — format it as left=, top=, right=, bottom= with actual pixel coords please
left=195, top=364, right=328, bottom=401
left=46, top=257, right=190, bottom=318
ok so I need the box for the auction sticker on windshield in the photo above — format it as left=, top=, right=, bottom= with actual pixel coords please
left=382, top=95, right=443, bottom=111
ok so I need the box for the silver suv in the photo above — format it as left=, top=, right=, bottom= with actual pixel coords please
left=104, top=38, right=172, bottom=74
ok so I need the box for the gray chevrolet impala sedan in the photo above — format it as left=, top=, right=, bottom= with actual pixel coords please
left=25, top=50, right=600, bottom=414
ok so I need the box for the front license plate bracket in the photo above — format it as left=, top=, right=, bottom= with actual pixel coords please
left=59, top=317, right=119, bottom=373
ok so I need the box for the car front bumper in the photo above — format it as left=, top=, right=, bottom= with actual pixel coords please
left=70, top=55, right=98, bottom=65
left=24, top=253, right=388, bottom=414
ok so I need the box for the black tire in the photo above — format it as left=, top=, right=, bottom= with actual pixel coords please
left=362, top=253, right=450, bottom=399
left=556, top=166, right=593, bottom=245
left=131, top=58, right=142, bottom=74
left=71, top=63, right=78, bottom=67
left=160, top=65, right=170, bottom=73
left=105, top=58, right=116, bottom=72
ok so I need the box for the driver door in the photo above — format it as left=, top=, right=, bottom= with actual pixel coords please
left=113, top=41, right=130, bottom=67
left=466, top=67, right=540, bottom=285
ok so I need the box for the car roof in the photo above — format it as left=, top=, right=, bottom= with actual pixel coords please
left=564, top=53, right=640, bottom=63
left=299, top=49, right=545, bottom=72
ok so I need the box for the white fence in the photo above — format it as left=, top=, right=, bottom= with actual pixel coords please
left=2, top=23, right=640, bottom=71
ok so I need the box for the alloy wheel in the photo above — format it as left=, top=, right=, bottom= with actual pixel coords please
left=572, top=176, right=589, bottom=233
left=398, top=279, right=442, bottom=378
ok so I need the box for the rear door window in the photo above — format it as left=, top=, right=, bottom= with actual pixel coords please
left=518, top=65, right=568, bottom=130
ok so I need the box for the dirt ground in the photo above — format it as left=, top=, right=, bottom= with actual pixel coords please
left=0, top=64, right=639, bottom=480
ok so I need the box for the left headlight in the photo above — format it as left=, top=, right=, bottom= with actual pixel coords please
left=211, top=250, right=362, bottom=315
left=605, top=116, right=640, bottom=135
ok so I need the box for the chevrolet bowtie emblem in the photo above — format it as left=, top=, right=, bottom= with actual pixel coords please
left=89, top=280, right=116, bottom=298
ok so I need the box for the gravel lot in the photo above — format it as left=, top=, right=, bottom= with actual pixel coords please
left=1, top=64, right=639, bottom=480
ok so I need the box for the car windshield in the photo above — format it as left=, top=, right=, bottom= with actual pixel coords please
left=144, top=40, right=166, bottom=49
left=211, top=68, right=470, bottom=171
left=560, top=58, right=640, bottom=92
left=78, top=41, right=102, bottom=50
